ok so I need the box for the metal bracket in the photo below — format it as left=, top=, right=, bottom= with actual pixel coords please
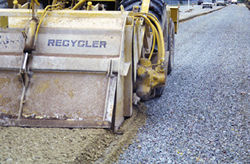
left=141, top=0, right=151, bottom=13
left=17, top=17, right=38, bottom=119
left=103, top=76, right=117, bottom=122
left=132, top=6, right=140, bottom=13
left=107, top=60, right=114, bottom=77
left=119, top=62, right=131, bottom=76
left=18, top=52, right=31, bottom=119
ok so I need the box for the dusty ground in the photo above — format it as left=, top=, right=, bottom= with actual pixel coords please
left=0, top=105, right=147, bottom=164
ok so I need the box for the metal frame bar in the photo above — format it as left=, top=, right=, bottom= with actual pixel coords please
left=0, top=9, right=129, bottom=18
left=0, top=119, right=111, bottom=128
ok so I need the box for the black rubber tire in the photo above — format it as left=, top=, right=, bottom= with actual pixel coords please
left=120, top=0, right=165, bottom=24
left=154, top=15, right=170, bottom=98
left=121, top=0, right=167, bottom=100
left=155, top=19, right=174, bottom=98
left=120, top=0, right=167, bottom=55
left=0, top=0, right=8, bottom=8
left=155, top=86, right=165, bottom=97
left=167, top=19, right=175, bottom=75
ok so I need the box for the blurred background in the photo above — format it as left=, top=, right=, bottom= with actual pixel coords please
left=165, top=0, right=245, bottom=5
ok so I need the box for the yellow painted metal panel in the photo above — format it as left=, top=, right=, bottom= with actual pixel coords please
left=91, top=0, right=116, bottom=1
left=170, top=7, right=179, bottom=22
left=0, top=16, right=8, bottom=28
left=170, top=7, right=179, bottom=33
left=141, top=0, right=150, bottom=13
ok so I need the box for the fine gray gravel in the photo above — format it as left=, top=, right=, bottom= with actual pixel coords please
left=118, top=5, right=249, bottom=163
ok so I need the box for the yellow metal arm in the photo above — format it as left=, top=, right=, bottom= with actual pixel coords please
left=134, top=13, right=165, bottom=65
left=72, top=0, right=87, bottom=10
left=141, top=0, right=150, bottom=13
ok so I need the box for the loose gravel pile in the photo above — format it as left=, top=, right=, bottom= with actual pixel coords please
left=0, top=106, right=147, bottom=163
left=118, top=5, right=249, bottom=163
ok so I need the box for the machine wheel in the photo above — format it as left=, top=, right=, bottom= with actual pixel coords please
left=0, top=0, right=8, bottom=8
left=120, top=0, right=165, bottom=24
left=154, top=86, right=165, bottom=97
left=168, top=19, right=175, bottom=75
left=154, top=18, right=174, bottom=98
left=121, top=0, right=167, bottom=100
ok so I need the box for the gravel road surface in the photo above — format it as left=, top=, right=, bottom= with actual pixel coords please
left=118, top=5, right=249, bottom=163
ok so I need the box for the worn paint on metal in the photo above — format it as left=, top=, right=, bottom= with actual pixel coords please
left=170, top=7, right=179, bottom=33
left=141, top=0, right=150, bottom=13
left=0, top=16, right=8, bottom=28
left=35, top=80, right=50, bottom=94
left=0, top=1, right=175, bottom=129
left=0, top=78, right=11, bottom=89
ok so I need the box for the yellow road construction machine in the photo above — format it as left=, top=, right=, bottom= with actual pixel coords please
left=0, top=0, right=178, bottom=130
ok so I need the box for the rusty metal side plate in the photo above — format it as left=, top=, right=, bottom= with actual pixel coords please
left=1, top=119, right=111, bottom=128
left=0, top=72, right=114, bottom=128
left=24, top=72, right=108, bottom=120
left=0, top=71, right=22, bottom=118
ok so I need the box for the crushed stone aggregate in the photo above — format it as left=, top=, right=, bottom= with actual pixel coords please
left=118, top=5, right=249, bottom=164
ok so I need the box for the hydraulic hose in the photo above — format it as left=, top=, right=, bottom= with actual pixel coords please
left=35, top=3, right=61, bottom=44
left=72, top=0, right=87, bottom=10
left=134, top=13, right=165, bottom=65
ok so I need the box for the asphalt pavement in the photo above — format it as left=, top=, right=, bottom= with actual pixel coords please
left=118, top=5, right=249, bottom=164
